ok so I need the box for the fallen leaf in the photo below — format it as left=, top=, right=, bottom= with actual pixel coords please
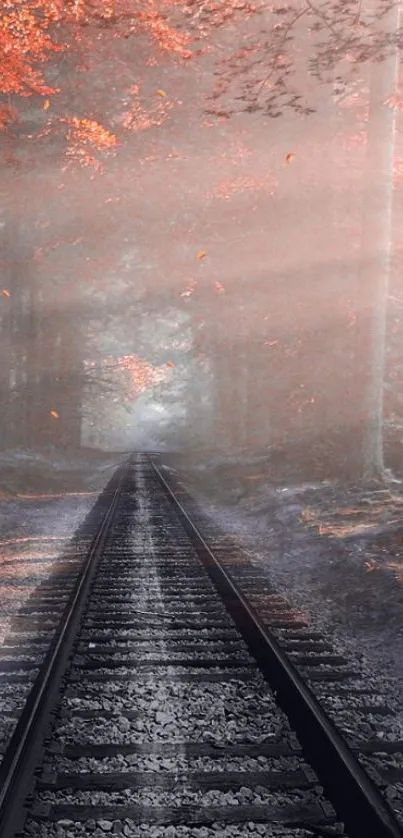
left=166, top=361, right=175, bottom=368
left=285, top=152, right=295, bottom=163
left=214, top=281, right=225, bottom=293
left=364, top=561, right=377, bottom=573
left=50, top=410, right=59, bottom=418
left=43, top=99, right=50, bottom=110
left=1, top=289, right=11, bottom=297
left=180, top=280, right=197, bottom=298
left=156, top=89, right=167, bottom=97
left=197, top=250, right=206, bottom=260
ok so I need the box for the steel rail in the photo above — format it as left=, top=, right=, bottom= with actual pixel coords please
left=0, top=465, right=126, bottom=838
left=150, top=456, right=403, bottom=838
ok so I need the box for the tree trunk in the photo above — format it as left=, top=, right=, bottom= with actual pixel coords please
left=356, top=0, right=400, bottom=479
left=1, top=213, right=29, bottom=449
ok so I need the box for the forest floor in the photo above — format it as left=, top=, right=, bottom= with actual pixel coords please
left=163, top=451, right=403, bottom=710
left=0, top=449, right=120, bottom=644
left=0, top=448, right=121, bottom=497
left=0, top=449, right=119, bottom=620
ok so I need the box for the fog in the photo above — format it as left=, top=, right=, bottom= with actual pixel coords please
left=0, top=0, right=402, bottom=482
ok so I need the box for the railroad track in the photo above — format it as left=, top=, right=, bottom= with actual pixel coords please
left=0, top=454, right=402, bottom=838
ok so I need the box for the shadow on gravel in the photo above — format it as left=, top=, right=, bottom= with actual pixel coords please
left=162, top=453, right=403, bottom=702
left=0, top=472, right=118, bottom=766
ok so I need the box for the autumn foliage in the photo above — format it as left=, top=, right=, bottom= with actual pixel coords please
left=1, top=0, right=399, bottom=165
left=0, top=2, right=63, bottom=97
left=0, top=0, right=200, bottom=164
left=0, top=0, right=192, bottom=102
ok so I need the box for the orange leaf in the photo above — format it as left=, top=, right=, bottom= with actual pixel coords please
left=43, top=99, right=50, bottom=110
left=285, top=152, right=295, bottom=164
left=166, top=360, right=175, bottom=368
left=1, top=289, right=11, bottom=297
left=50, top=410, right=59, bottom=418
left=156, top=89, right=167, bottom=97
left=197, top=250, right=206, bottom=260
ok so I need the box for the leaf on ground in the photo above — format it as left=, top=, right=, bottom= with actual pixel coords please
left=364, top=561, right=377, bottom=573
left=156, top=89, right=167, bottom=97
left=166, top=360, right=175, bottom=368
left=1, top=289, right=11, bottom=297
left=43, top=99, right=50, bottom=110
left=285, top=152, right=295, bottom=163
left=197, top=250, right=206, bottom=260
left=49, top=410, right=59, bottom=418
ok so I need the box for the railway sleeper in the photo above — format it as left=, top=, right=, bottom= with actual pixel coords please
left=29, top=799, right=337, bottom=827
left=37, top=766, right=318, bottom=791
left=45, top=739, right=302, bottom=759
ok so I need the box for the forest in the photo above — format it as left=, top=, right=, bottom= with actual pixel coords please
left=1, top=0, right=403, bottom=485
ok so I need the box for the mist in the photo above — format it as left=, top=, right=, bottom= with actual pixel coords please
left=0, top=0, right=401, bottom=486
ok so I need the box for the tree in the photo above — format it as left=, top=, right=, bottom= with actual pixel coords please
left=354, top=0, right=401, bottom=479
